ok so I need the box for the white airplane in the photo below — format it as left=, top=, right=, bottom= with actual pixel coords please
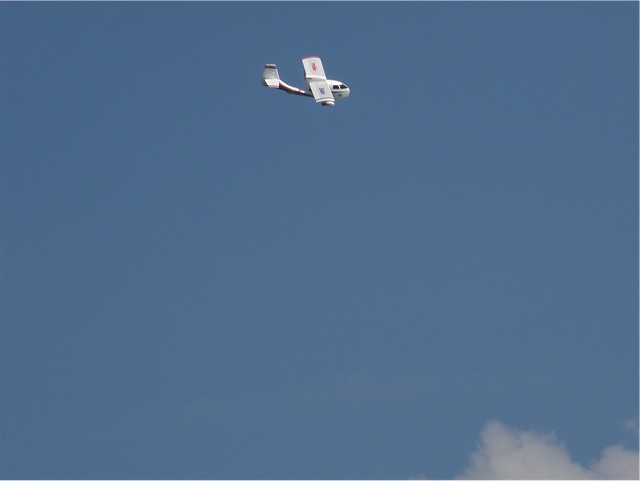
left=262, top=56, right=350, bottom=106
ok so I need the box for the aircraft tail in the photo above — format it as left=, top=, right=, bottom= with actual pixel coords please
left=262, top=64, right=281, bottom=88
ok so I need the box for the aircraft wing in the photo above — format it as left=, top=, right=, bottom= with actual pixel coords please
left=302, top=57, right=335, bottom=105
left=302, top=57, right=328, bottom=79
left=307, top=79, right=335, bottom=105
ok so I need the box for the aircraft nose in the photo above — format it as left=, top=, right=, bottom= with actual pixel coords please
left=343, top=86, right=350, bottom=97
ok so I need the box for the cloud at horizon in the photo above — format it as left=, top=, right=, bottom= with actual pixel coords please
left=455, top=420, right=639, bottom=480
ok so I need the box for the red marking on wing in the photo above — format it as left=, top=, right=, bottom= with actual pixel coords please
left=311, top=62, right=317, bottom=71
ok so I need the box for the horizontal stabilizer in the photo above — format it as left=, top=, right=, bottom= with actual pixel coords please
left=262, top=64, right=280, bottom=88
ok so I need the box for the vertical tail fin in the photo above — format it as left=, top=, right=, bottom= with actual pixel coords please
left=262, top=64, right=280, bottom=88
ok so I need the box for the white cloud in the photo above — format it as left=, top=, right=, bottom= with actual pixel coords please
left=591, top=445, right=640, bottom=480
left=625, top=417, right=639, bottom=436
left=457, top=420, right=639, bottom=480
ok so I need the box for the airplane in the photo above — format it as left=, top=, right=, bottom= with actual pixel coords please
left=262, top=56, right=349, bottom=106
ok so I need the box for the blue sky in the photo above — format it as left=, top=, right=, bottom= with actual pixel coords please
left=1, top=2, right=638, bottom=479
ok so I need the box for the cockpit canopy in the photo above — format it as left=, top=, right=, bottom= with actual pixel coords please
left=330, top=81, right=350, bottom=98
